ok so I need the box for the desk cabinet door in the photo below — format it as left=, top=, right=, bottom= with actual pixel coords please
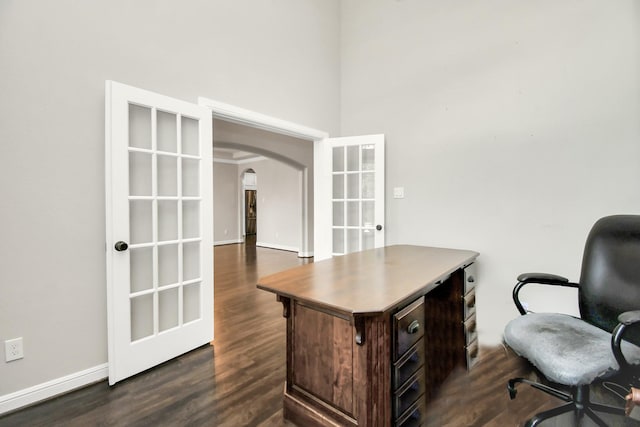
left=291, top=304, right=354, bottom=416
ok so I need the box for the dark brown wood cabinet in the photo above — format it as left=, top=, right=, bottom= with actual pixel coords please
left=257, top=245, right=479, bottom=427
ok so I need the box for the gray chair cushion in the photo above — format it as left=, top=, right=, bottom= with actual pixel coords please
left=504, top=313, right=640, bottom=386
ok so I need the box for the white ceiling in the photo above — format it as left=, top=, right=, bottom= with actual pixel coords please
left=212, top=147, right=264, bottom=163
left=212, top=120, right=266, bottom=164
left=211, top=118, right=313, bottom=167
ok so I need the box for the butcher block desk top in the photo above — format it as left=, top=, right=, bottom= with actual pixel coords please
left=257, top=245, right=479, bottom=316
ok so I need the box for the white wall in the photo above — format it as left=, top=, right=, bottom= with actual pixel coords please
left=213, top=157, right=302, bottom=251
left=241, top=159, right=302, bottom=252
left=341, top=0, right=640, bottom=344
left=213, top=162, right=240, bottom=244
left=0, top=0, right=340, bottom=400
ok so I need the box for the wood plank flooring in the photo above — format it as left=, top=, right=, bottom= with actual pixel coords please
left=424, top=346, right=638, bottom=427
left=0, top=242, right=635, bottom=426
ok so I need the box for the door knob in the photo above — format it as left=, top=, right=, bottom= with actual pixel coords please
left=114, top=241, right=129, bottom=252
left=376, top=224, right=383, bottom=231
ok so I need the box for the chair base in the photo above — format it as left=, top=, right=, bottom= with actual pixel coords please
left=508, top=378, right=625, bottom=427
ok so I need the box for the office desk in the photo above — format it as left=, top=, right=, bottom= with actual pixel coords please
left=257, top=245, right=479, bottom=427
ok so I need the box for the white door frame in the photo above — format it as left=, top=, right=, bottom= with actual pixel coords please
left=198, top=97, right=332, bottom=260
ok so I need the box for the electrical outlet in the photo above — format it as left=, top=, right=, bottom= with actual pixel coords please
left=5, top=337, right=24, bottom=362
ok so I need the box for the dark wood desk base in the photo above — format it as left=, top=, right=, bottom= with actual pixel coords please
left=258, top=246, right=479, bottom=427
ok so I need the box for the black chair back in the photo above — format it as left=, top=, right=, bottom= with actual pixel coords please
left=579, top=215, right=640, bottom=345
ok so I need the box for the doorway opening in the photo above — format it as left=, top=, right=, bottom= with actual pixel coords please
left=211, top=119, right=314, bottom=257
left=200, top=96, right=331, bottom=260
left=242, top=169, right=257, bottom=246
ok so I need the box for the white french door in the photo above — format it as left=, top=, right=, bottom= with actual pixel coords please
left=105, top=81, right=213, bottom=385
left=329, top=135, right=385, bottom=256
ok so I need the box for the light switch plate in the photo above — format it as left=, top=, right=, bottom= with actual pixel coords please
left=393, top=187, right=404, bottom=199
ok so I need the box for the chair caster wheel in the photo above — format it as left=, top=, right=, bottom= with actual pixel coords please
left=507, top=380, right=518, bottom=400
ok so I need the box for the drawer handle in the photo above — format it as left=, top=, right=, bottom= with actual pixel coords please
left=469, top=343, right=479, bottom=358
left=410, top=408, right=421, bottom=420
left=407, top=320, right=420, bottom=335
left=466, top=319, right=476, bottom=333
left=467, top=275, right=475, bottom=283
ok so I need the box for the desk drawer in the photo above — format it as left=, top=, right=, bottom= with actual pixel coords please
left=394, top=366, right=426, bottom=420
left=464, top=262, right=477, bottom=293
left=466, top=338, right=479, bottom=370
left=395, top=385, right=427, bottom=427
left=464, top=315, right=478, bottom=344
left=463, top=286, right=476, bottom=320
left=394, top=298, right=425, bottom=360
left=393, top=338, right=425, bottom=390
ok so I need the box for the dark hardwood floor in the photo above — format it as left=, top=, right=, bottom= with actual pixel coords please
left=0, top=242, right=635, bottom=426
left=424, top=346, right=639, bottom=427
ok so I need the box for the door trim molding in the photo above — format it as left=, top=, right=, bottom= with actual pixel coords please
left=198, top=97, right=330, bottom=259
left=198, top=98, right=328, bottom=141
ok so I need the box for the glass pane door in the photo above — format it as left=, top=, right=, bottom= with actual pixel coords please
left=331, top=135, right=384, bottom=256
left=106, top=81, right=213, bottom=385
left=128, top=105, right=204, bottom=341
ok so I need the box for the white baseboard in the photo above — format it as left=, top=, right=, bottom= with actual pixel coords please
left=0, top=363, right=108, bottom=415
left=213, top=238, right=243, bottom=246
left=297, top=251, right=314, bottom=258
left=256, top=242, right=299, bottom=253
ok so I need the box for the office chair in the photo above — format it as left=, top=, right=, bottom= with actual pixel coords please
left=504, top=215, right=640, bottom=426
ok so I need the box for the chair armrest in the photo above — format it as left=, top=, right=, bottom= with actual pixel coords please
left=512, top=273, right=579, bottom=315
left=517, top=273, right=570, bottom=284
left=612, top=310, right=640, bottom=370
left=619, top=310, right=640, bottom=325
